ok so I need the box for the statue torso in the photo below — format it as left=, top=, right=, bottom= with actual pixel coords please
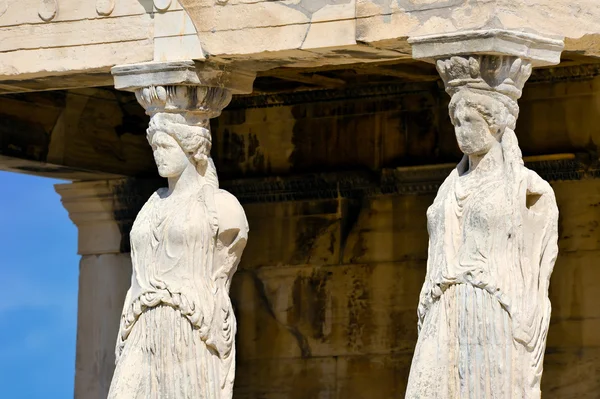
left=129, top=187, right=214, bottom=299
left=424, top=160, right=516, bottom=310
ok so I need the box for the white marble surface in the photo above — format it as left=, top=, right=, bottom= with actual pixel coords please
left=406, top=54, right=559, bottom=398
left=108, top=83, right=248, bottom=399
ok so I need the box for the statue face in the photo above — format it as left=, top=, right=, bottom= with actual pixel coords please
left=150, top=132, right=189, bottom=178
left=452, top=99, right=497, bottom=156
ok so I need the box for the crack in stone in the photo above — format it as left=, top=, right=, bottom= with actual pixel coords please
left=247, top=270, right=312, bottom=358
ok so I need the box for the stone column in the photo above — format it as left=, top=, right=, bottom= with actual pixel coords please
left=405, top=31, right=564, bottom=398
left=55, top=178, right=159, bottom=399
left=107, top=61, right=254, bottom=398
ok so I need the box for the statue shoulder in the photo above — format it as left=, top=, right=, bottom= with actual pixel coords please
left=214, top=189, right=249, bottom=238
left=523, top=167, right=555, bottom=197
left=434, top=168, right=458, bottom=198
left=522, top=167, right=558, bottom=216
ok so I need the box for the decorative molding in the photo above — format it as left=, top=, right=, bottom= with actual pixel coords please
left=528, top=63, right=600, bottom=83
left=135, top=85, right=232, bottom=118
left=54, top=157, right=594, bottom=227
left=436, top=55, right=532, bottom=99
left=112, top=61, right=255, bottom=95
left=38, top=0, right=58, bottom=21
left=220, top=155, right=596, bottom=204
left=96, top=0, right=115, bottom=16
left=229, top=81, right=439, bottom=109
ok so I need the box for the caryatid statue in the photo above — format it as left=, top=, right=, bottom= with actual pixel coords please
left=108, top=85, right=249, bottom=399
left=406, top=55, right=559, bottom=398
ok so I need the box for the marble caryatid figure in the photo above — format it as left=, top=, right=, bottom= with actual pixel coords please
left=406, top=56, right=559, bottom=398
left=108, top=86, right=249, bottom=399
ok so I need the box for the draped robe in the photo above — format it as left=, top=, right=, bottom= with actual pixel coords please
left=406, top=147, right=558, bottom=398
left=108, top=184, right=248, bottom=399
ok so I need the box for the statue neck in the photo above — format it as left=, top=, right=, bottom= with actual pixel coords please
left=466, top=141, right=503, bottom=175
left=167, top=162, right=206, bottom=197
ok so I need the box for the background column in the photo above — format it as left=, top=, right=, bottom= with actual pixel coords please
left=56, top=178, right=159, bottom=399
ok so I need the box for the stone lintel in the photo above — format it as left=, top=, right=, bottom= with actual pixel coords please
left=409, top=29, right=564, bottom=67
left=111, top=61, right=256, bottom=94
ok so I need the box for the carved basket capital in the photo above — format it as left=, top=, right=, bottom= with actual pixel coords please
left=435, top=55, right=532, bottom=100
left=111, top=60, right=255, bottom=119
left=112, top=60, right=255, bottom=122
left=133, top=85, right=232, bottom=118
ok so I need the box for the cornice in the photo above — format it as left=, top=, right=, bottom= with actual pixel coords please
left=228, top=81, right=439, bottom=110
left=221, top=154, right=596, bottom=204
left=55, top=154, right=594, bottom=212
left=527, top=63, right=600, bottom=83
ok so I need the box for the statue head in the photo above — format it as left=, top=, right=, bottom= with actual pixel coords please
left=437, top=55, right=529, bottom=157
left=146, top=112, right=215, bottom=180
left=448, top=89, right=516, bottom=156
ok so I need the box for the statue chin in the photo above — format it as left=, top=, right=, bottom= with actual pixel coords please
left=157, top=169, right=171, bottom=178
left=157, top=164, right=183, bottom=179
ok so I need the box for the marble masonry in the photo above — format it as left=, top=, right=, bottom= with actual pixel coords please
left=1, top=0, right=600, bottom=398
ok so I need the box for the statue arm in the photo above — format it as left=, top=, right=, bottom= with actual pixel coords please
left=522, top=173, right=559, bottom=379
left=513, top=171, right=559, bottom=362
left=525, top=172, right=559, bottom=294
left=417, top=240, right=435, bottom=333
left=214, top=190, right=249, bottom=290
left=416, top=170, right=457, bottom=333
left=205, top=189, right=248, bottom=366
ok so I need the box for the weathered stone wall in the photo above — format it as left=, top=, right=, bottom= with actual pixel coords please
left=214, top=71, right=600, bottom=180
left=230, top=179, right=600, bottom=398
left=3, top=67, right=599, bottom=180
left=11, top=70, right=600, bottom=397
left=230, top=196, right=425, bottom=398
left=218, top=72, right=600, bottom=398
left=544, top=180, right=600, bottom=398
left=0, top=89, right=152, bottom=179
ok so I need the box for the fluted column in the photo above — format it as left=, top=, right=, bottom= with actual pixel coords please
left=405, top=31, right=564, bottom=398
left=55, top=178, right=160, bottom=399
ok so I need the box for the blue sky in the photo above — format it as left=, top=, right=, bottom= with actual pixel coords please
left=0, top=171, right=78, bottom=399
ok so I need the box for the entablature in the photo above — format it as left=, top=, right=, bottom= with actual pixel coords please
left=0, top=0, right=599, bottom=94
